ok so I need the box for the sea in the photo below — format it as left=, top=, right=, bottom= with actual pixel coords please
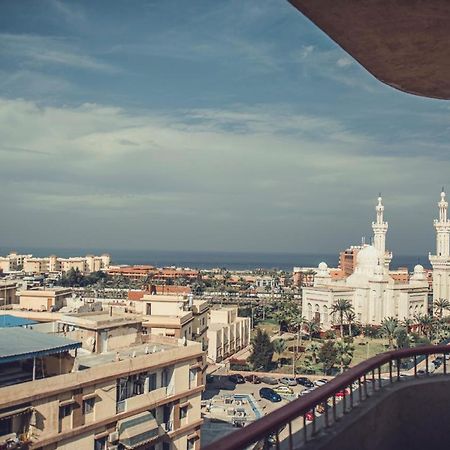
left=0, top=247, right=430, bottom=271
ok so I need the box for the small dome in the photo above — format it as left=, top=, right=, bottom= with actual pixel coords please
left=414, top=264, right=424, bottom=273
left=356, top=245, right=379, bottom=268
left=318, top=262, right=328, bottom=270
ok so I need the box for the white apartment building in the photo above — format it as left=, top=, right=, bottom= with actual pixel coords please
left=207, top=307, right=250, bottom=363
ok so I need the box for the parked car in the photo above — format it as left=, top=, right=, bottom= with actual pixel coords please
left=245, top=375, right=261, bottom=384
left=206, top=374, right=214, bottom=384
left=279, top=377, right=297, bottom=386
left=228, top=374, right=245, bottom=384
left=305, top=410, right=315, bottom=421
left=296, top=377, right=314, bottom=388
left=273, top=385, right=294, bottom=395
left=314, top=378, right=328, bottom=387
left=298, top=388, right=314, bottom=397
left=259, top=387, right=282, bottom=403
left=261, top=376, right=278, bottom=385
left=335, top=389, right=350, bottom=399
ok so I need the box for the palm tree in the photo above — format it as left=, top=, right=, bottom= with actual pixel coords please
left=415, top=313, right=436, bottom=340
left=380, top=317, right=399, bottom=349
left=289, top=315, right=306, bottom=374
left=401, top=318, right=413, bottom=334
left=272, top=339, right=287, bottom=368
left=334, top=340, right=354, bottom=373
left=346, top=311, right=356, bottom=337
left=434, top=298, right=450, bottom=319
left=330, top=299, right=353, bottom=338
left=307, top=342, right=320, bottom=365
left=306, top=320, right=320, bottom=341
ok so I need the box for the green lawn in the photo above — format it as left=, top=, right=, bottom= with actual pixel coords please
left=351, top=337, right=390, bottom=366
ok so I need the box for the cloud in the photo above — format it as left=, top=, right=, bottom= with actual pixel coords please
left=336, top=57, right=352, bottom=68
left=0, top=33, right=117, bottom=73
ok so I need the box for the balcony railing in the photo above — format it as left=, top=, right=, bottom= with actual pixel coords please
left=202, top=344, right=450, bottom=450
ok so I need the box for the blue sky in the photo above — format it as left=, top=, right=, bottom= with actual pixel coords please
left=0, top=0, right=449, bottom=257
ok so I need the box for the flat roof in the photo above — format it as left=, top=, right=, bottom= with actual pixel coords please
left=0, top=328, right=81, bottom=364
left=0, top=315, right=37, bottom=328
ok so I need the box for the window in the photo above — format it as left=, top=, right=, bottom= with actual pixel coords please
left=83, top=398, right=95, bottom=415
left=59, top=405, right=72, bottom=419
left=94, top=437, right=107, bottom=450
left=148, top=373, right=157, bottom=391
left=0, top=417, right=12, bottom=436
left=117, top=372, right=148, bottom=403
left=163, top=443, right=171, bottom=450
left=189, top=369, right=197, bottom=389
left=180, top=406, right=188, bottom=420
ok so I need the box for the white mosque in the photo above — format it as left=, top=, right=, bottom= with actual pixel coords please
left=302, top=195, right=430, bottom=328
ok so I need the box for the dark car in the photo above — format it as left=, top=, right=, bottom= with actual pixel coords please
left=259, top=387, right=282, bottom=403
left=296, top=377, right=314, bottom=388
left=228, top=374, right=245, bottom=384
left=260, top=376, right=278, bottom=385
left=245, top=375, right=261, bottom=384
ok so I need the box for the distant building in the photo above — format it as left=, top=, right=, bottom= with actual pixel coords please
left=207, top=307, right=250, bottom=363
left=18, top=288, right=72, bottom=311
left=0, top=323, right=204, bottom=450
left=302, top=197, right=428, bottom=328
left=339, top=246, right=363, bottom=276
left=0, top=281, right=18, bottom=306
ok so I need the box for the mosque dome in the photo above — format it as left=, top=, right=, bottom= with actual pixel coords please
left=414, top=264, right=424, bottom=273
left=356, top=245, right=379, bottom=269
left=318, top=262, right=328, bottom=270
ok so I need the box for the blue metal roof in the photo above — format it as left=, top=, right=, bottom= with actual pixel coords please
left=0, top=315, right=37, bottom=328
left=0, top=328, right=81, bottom=363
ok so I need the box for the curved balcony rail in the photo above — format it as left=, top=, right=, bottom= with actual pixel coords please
left=202, top=344, right=450, bottom=450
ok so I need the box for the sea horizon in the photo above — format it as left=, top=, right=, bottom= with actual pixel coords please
left=0, top=246, right=431, bottom=271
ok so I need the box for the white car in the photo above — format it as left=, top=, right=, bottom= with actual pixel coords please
left=273, top=385, right=294, bottom=395
left=314, top=379, right=328, bottom=387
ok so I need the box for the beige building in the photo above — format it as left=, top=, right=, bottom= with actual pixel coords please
left=207, top=307, right=251, bottom=363
left=0, top=252, right=32, bottom=272
left=132, top=295, right=209, bottom=351
left=0, top=281, right=18, bottom=306
left=18, top=288, right=72, bottom=312
left=57, top=312, right=144, bottom=354
left=0, top=319, right=204, bottom=450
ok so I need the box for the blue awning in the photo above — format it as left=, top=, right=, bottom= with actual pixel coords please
left=0, top=328, right=81, bottom=364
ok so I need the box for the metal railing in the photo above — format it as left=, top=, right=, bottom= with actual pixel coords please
left=203, top=344, right=450, bottom=450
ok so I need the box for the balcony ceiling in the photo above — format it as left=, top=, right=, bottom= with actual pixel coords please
left=288, top=0, right=450, bottom=99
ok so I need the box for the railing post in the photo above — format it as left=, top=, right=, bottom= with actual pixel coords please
left=349, top=384, right=354, bottom=409
left=414, top=355, right=417, bottom=377
left=363, top=374, right=368, bottom=398
left=324, top=401, right=330, bottom=428
left=425, top=354, right=429, bottom=375
left=378, top=366, right=382, bottom=389
left=288, top=421, right=293, bottom=450
left=389, top=360, right=393, bottom=383
left=396, top=358, right=401, bottom=381
left=312, top=410, right=317, bottom=435
left=371, top=369, right=375, bottom=391
left=303, top=414, right=308, bottom=444
left=343, top=388, right=347, bottom=414
left=332, top=395, right=337, bottom=422
left=358, top=378, right=362, bottom=403
left=444, top=353, right=447, bottom=375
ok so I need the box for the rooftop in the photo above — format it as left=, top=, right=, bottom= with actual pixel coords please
left=0, top=328, right=81, bottom=364
left=0, top=314, right=37, bottom=328
left=60, top=311, right=142, bottom=330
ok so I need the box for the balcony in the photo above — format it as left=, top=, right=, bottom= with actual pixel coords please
left=202, top=344, right=450, bottom=450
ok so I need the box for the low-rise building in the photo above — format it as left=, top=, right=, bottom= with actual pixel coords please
left=207, top=307, right=250, bottom=363
left=18, top=288, right=72, bottom=312
left=0, top=321, right=204, bottom=450
left=0, top=281, right=18, bottom=306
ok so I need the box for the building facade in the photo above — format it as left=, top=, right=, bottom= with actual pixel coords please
left=302, top=197, right=428, bottom=328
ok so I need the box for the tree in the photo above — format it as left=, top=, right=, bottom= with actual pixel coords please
left=272, top=339, right=287, bottom=368
left=415, top=313, right=436, bottom=340
left=307, top=342, right=320, bottom=365
left=434, top=298, right=450, bottom=319
left=305, top=320, right=320, bottom=341
left=394, top=327, right=410, bottom=349
left=346, top=311, right=356, bottom=337
left=334, top=340, right=354, bottom=373
left=380, top=317, right=399, bottom=349
left=330, top=299, right=353, bottom=338
left=318, top=340, right=338, bottom=375
left=248, top=329, right=274, bottom=371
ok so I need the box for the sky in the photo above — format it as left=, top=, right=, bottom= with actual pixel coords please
left=0, top=0, right=449, bottom=257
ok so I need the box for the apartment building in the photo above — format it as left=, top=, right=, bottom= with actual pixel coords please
left=0, top=322, right=204, bottom=450
left=0, top=252, right=32, bottom=272
left=133, top=295, right=209, bottom=351
left=18, top=288, right=72, bottom=312
left=0, top=281, right=18, bottom=306
left=207, top=307, right=250, bottom=363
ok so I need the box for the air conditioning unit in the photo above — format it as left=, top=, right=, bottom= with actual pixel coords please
left=108, top=431, right=119, bottom=443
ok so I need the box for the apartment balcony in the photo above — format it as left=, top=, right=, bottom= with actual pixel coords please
left=203, top=344, right=450, bottom=450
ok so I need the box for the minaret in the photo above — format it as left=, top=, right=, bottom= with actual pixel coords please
left=372, top=195, right=391, bottom=270
left=430, top=189, right=450, bottom=302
